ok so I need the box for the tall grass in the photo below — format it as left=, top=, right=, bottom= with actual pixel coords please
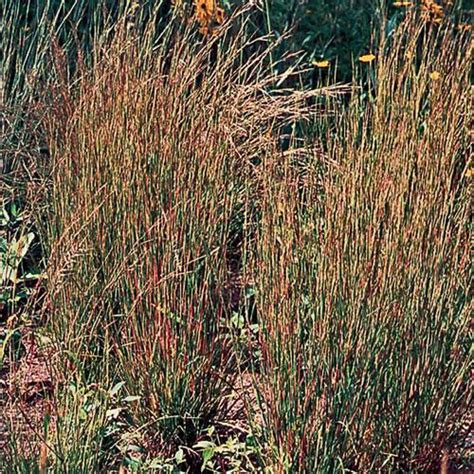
left=2, top=2, right=472, bottom=471
left=35, top=12, right=340, bottom=468
left=43, top=24, right=241, bottom=458
left=254, top=17, right=472, bottom=472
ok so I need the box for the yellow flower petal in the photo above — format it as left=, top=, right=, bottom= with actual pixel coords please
left=465, top=168, right=474, bottom=179
left=393, top=1, right=413, bottom=6
left=457, top=23, right=472, bottom=32
left=359, top=54, right=376, bottom=63
left=312, top=60, right=330, bottom=68
left=430, top=71, right=441, bottom=81
left=215, top=7, right=225, bottom=24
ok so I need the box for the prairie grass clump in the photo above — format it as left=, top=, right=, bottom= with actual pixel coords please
left=254, top=17, right=472, bottom=472
left=38, top=15, right=339, bottom=464
left=42, top=28, right=243, bottom=451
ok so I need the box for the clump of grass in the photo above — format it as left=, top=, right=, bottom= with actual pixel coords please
left=38, top=9, right=339, bottom=465
left=254, top=16, right=472, bottom=472
left=43, top=26, right=238, bottom=454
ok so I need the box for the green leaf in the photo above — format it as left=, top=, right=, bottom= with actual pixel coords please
left=126, top=444, right=143, bottom=453
left=201, top=447, right=215, bottom=471
left=174, top=448, right=185, bottom=465
left=106, top=407, right=122, bottom=419
left=124, top=457, right=141, bottom=470
left=109, top=381, right=126, bottom=396
left=193, top=440, right=215, bottom=450
left=1, top=232, right=35, bottom=284
left=123, top=395, right=141, bottom=403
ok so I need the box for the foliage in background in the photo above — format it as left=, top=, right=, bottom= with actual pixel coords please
left=234, top=0, right=471, bottom=82
left=170, top=0, right=473, bottom=88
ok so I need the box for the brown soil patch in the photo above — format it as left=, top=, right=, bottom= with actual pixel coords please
left=0, top=329, right=53, bottom=459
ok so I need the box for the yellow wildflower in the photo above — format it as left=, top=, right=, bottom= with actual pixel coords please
left=215, top=7, right=225, bottom=25
left=194, top=0, right=224, bottom=36
left=359, top=53, right=376, bottom=63
left=195, top=0, right=214, bottom=24
left=465, top=168, right=474, bottom=179
left=429, top=71, right=441, bottom=81
left=457, top=24, right=472, bottom=32
left=312, top=60, right=330, bottom=68
left=421, top=0, right=445, bottom=18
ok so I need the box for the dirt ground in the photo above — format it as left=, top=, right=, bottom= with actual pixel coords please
left=0, top=329, right=53, bottom=459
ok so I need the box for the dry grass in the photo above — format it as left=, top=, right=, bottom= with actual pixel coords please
left=1, top=4, right=472, bottom=473
left=254, top=16, right=472, bottom=472
left=29, top=13, right=342, bottom=471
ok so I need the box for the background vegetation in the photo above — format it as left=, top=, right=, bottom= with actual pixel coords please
left=1, top=0, right=472, bottom=472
